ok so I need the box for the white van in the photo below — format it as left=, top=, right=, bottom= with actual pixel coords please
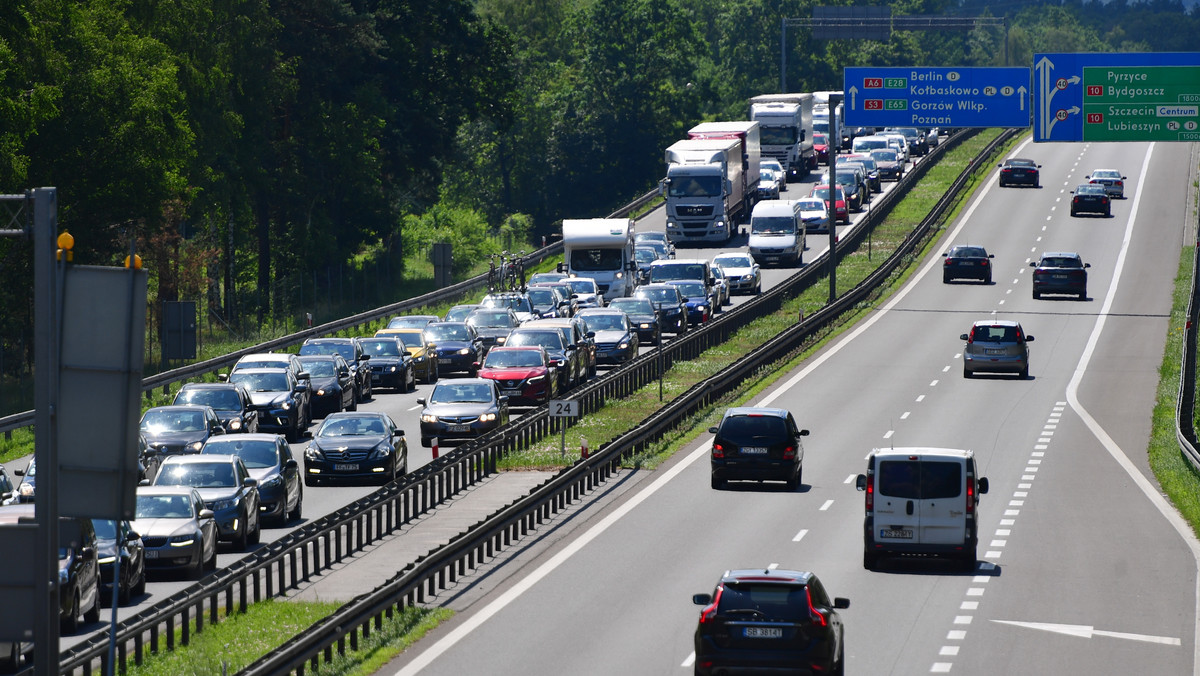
left=855, top=447, right=989, bottom=571
left=748, top=200, right=805, bottom=267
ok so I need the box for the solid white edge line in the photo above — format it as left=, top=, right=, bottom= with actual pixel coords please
left=1062, top=142, right=1200, bottom=675
left=389, top=442, right=714, bottom=675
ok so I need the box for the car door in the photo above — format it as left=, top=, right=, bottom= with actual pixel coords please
left=871, top=457, right=922, bottom=546
left=913, top=456, right=967, bottom=546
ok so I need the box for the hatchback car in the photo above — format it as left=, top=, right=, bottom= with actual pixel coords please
left=140, top=404, right=226, bottom=456
left=634, top=284, right=688, bottom=335
left=1030, top=252, right=1090, bottom=300
left=691, top=568, right=849, bottom=676
left=225, top=368, right=309, bottom=441
left=708, top=407, right=809, bottom=490
left=297, top=354, right=357, bottom=417
left=424, top=321, right=485, bottom=376
left=870, top=148, right=904, bottom=181
left=562, top=277, right=603, bottom=309
left=712, top=253, right=762, bottom=295
left=153, top=454, right=261, bottom=550
left=665, top=279, right=717, bottom=326
left=997, top=158, right=1040, bottom=187
left=92, top=518, right=146, bottom=606
left=480, top=292, right=537, bottom=323
left=577, top=308, right=639, bottom=364
left=132, top=485, right=216, bottom=579
left=633, top=231, right=675, bottom=258
left=942, top=245, right=994, bottom=284
left=961, top=320, right=1034, bottom=379
left=303, top=411, right=407, bottom=485
left=1070, top=184, right=1111, bottom=217
left=525, top=286, right=567, bottom=319
left=1087, top=168, right=1127, bottom=198
left=476, top=346, right=557, bottom=406
left=607, top=297, right=661, bottom=344
left=809, top=185, right=849, bottom=224
left=173, top=382, right=258, bottom=434
left=505, top=326, right=583, bottom=391
left=358, top=336, right=416, bottom=392
left=202, top=433, right=302, bottom=526
left=418, top=378, right=510, bottom=447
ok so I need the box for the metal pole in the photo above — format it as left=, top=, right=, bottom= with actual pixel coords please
left=657, top=321, right=663, bottom=402
left=780, top=18, right=788, bottom=93
left=828, top=97, right=841, bottom=304
left=32, top=187, right=60, bottom=676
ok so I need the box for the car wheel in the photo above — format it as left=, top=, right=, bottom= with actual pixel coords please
left=786, top=468, right=801, bottom=491
left=833, top=642, right=846, bottom=676
left=1070, top=208, right=1076, bottom=216
left=960, top=546, right=978, bottom=572
left=1105, top=208, right=1111, bottom=217
left=84, top=587, right=101, bottom=624
left=4, top=640, right=20, bottom=671
left=249, top=510, right=261, bottom=545
left=711, top=475, right=726, bottom=490
left=942, top=273, right=952, bottom=284
left=348, top=392, right=358, bottom=411
left=118, top=571, right=131, bottom=606
left=1079, top=290, right=1087, bottom=300
left=963, top=364, right=973, bottom=379
left=863, top=550, right=878, bottom=571
left=1018, top=366, right=1029, bottom=380
left=1032, top=290, right=1041, bottom=300
left=429, top=363, right=439, bottom=384
left=287, top=420, right=300, bottom=443
left=234, top=511, right=250, bottom=551
left=288, top=485, right=303, bottom=522
left=984, top=273, right=992, bottom=284
left=132, top=563, right=146, bottom=597
left=61, top=592, right=79, bottom=634
left=304, top=475, right=318, bottom=488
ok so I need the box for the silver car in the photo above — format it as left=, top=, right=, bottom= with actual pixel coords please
left=1086, top=169, right=1127, bottom=198
left=711, top=253, right=761, bottom=295
left=961, top=320, right=1034, bottom=379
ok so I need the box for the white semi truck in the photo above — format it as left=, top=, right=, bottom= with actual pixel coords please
left=747, top=93, right=815, bottom=180
left=560, top=218, right=635, bottom=302
left=662, top=122, right=761, bottom=245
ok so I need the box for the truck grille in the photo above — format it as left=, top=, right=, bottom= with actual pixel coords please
left=676, top=205, right=712, bottom=217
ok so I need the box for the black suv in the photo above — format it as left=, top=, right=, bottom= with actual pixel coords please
left=708, top=407, right=809, bottom=490
left=173, top=382, right=258, bottom=433
left=300, top=337, right=372, bottom=403
left=692, top=568, right=849, bottom=675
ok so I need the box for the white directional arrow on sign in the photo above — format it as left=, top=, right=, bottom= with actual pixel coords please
left=848, top=86, right=858, bottom=110
left=1018, top=86, right=1027, bottom=111
left=992, top=620, right=1181, bottom=646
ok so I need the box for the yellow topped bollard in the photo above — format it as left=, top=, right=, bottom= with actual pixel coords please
left=56, top=230, right=74, bottom=262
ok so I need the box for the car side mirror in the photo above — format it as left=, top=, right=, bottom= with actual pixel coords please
left=855, top=474, right=867, bottom=491
left=692, top=593, right=711, bottom=606
left=989, top=254, right=995, bottom=258
left=217, top=374, right=230, bottom=382
left=799, top=429, right=810, bottom=436
left=359, top=354, right=370, bottom=361
left=499, top=396, right=509, bottom=405
left=1084, top=263, right=1091, bottom=268
left=1028, top=261, right=1037, bottom=267
left=243, top=477, right=258, bottom=488
left=296, top=383, right=309, bottom=393
left=416, top=398, right=426, bottom=405
left=339, top=370, right=349, bottom=377
left=284, top=459, right=298, bottom=469
left=959, top=333, right=969, bottom=341
left=138, top=479, right=151, bottom=487
left=978, top=477, right=989, bottom=494
left=395, top=429, right=405, bottom=437
left=833, top=597, right=851, bottom=609
left=708, top=426, right=719, bottom=434
left=82, top=546, right=96, bottom=559
left=127, top=531, right=141, bottom=542
left=427, top=342, right=438, bottom=349
left=1025, top=335, right=1035, bottom=342
left=199, top=509, right=215, bottom=520
left=298, top=371, right=310, bottom=380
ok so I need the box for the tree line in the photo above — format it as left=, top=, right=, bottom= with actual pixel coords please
left=0, top=0, right=1195, bottom=383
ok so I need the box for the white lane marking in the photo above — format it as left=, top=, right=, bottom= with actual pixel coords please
left=954, top=616, right=973, bottom=625
left=681, top=652, right=695, bottom=667
left=947, top=630, right=967, bottom=640
left=883, top=430, right=895, bottom=439
left=973, top=575, right=991, bottom=583
left=768, top=563, right=779, bottom=570
left=1061, top=142, right=1200, bottom=670
left=967, top=588, right=985, bottom=596
left=985, top=551, right=1002, bottom=559
left=407, top=405, right=422, bottom=411
left=1000, top=519, right=1015, bottom=526
left=1005, top=509, right=1020, bottom=516
left=940, top=646, right=961, bottom=656
left=916, top=394, right=926, bottom=402
left=901, top=411, right=911, bottom=420
left=793, top=529, right=808, bottom=542
left=942, top=365, right=950, bottom=373
left=1025, top=466, right=1039, bottom=472
left=1009, top=500, right=1024, bottom=506
left=996, top=529, right=1011, bottom=536
left=993, top=621, right=1181, bottom=646
left=931, top=664, right=952, bottom=673
left=819, top=500, right=834, bottom=511
left=930, top=380, right=939, bottom=387
left=960, top=601, right=978, bottom=610
left=990, top=540, right=1007, bottom=547
left=844, top=474, right=856, bottom=484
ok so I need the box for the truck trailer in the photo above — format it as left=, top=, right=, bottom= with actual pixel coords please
left=747, top=93, right=815, bottom=180
left=560, top=218, right=635, bottom=302
left=662, top=123, right=761, bottom=245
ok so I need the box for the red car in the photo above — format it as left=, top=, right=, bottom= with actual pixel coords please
left=809, top=185, right=849, bottom=224
left=476, top=346, right=558, bottom=406
left=813, top=132, right=830, bottom=165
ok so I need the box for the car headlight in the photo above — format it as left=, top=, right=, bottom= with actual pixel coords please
left=619, top=342, right=629, bottom=349
left=497, top=336, right=507, bottom=344
left=98, top=555, right=116, bottom=565
left=715, top=220, right=726, bottom=229
left=479, top=412, right=497, bottom=423
left=615, top=271, right=623, bottom=279
left=368, top=444, right=392, bottom=459
left=19, top=484, right=33, bottom=498
left=317, top=388, right=327, bottom=396
left=388, top=365, right=397, bottom=372
left=458, top=348, right=471, bottom=355
left=228, top=419, right=242, bottom=431
left=189, top=441, right=204, bottom=452
left=528, top=375, right=545, bottom=383
left=697, top=305, right=707, bottom=313
left=640, top=323, right=651, bottom=329
left=209, top=498, right=236, bottom=511
left=421, top=414, right=439, bottom=423
left=666, top=220, right=678, bottom=229
left=261, top=475, right=283, bottom=489
left=168, top=535, right=195, bottom=547
left=280, top=401, right=291, bottom=411
left=304, top=446, right=323, bottom=461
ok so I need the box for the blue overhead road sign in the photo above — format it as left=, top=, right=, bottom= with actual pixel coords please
left=843, top=67, right=1031, bottom=128
left=1033, top=52, right=1200, bottom=142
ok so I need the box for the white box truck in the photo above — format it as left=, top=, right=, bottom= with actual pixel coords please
left=663, top=125, right=760, bottom=245
left=560, top=218, right=635, bottom=302
left=747, top=93, right=815, bottom=180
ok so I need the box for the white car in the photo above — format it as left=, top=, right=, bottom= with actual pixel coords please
left=795, top=197, right=832, bottom=233
left=757, top=168, right=782, bottom=200
left=1086, top=168, right=1127, bottom=198
left=711, top=252, right=761, bottom=295
left=760, top=159, right=787, bottom=192
left=562, top=276, right=603, bottom=308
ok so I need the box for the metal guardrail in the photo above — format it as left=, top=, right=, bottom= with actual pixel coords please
left=1175, top=182, right=1200, bottom=468
left=50, top=131, right=994, bottom=675
left=0, top=190, right=660, bottom=436
left=236, top=129, right=1018, bottom=675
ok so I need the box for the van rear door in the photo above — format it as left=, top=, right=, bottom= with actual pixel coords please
left=873, top=455, right=965, bottom=547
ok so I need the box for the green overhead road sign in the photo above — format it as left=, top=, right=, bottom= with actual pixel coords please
left=1083, top=66, right=1200, bottom=141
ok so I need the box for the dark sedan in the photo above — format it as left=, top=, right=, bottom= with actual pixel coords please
left=226, top=368, right=309, bottom=442
left=665, top=280, right=717, bottom=327
left=153, top=454, right=261, bottom=551
left=140, top=405, right=226, bottom=457
left=505, top=327, right=582, bottom=391
left=525, top=286, right=566, bottom=319
left=358, top=336, right=415, bottom=393
left=1070, top=184, right=1111, bottom=217
left=418, top=378, right=509, bottom=447
left=998, top=158, right=1040, bottom=187
left=466, top=308, right=522, bottom=353
left=942, top=245, right=994, bottom=284
left=173, top=382, right=258, bottom=434
left=608, top=297, right=660, bottom=344
left=1031, top=251, right=1090, bottom=300
left=299, top=337, right=372, bottom=403
left=424, top=321, right=485, bottom=376
left=297, top=354, right=357, bottom=417
left=634, top=284, right=688, bottom=335
left=577, top=309, right=639, bottom=364
left=303, top=412, right=407, bottom=486
left=92, top=518, right=146, bottom=606
left=202, top=433, right=302, bottom=526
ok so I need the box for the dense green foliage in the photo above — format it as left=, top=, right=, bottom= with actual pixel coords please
left=0, top=0, right=1195, bottom=387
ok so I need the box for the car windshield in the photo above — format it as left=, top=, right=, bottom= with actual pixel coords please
left=970, top=325, right=1021, bottom=342
left=609, top=299, right=654, bottom=315
left=714, top=255, right=754, bottom=268
left=796, top=200, right=825, bottom=212
left=299, top=342, right=355, bottom=360
left=635, top=233, right=667, bottom=244
left=507, top=330, right=564, bottom=350
left=718, top=583, right=813, bottom=621
left=569, top=249, right=623, bottom=272
left=649, top=264, right=705, bottom=283
left=468, top=311, right=516, bottom=328
left=582, top=314, right=625, bottom=331
left=136, top=494, right=194, bottom=519
left=1077, top=185, right=1105, bottom=194
left=387, top=317, right=433, bottom=329
left=230, top=370, right=289, bottom=392
left=877, top=460, right=961, bottom=500
left=634, top=249, right=657, bottom=264
left=638, top=288, right=679, bottom=304
left=360, top=339, right=401, bottom=357
left=317, top=416, right=386, bottom=437
left=950, top=247, right=987, bottom=258
left=141, top=409, right=207, bottom=433
left=668, top=175, right=722, bottom=198
left=429, top=383, right=494, bottom=404
left=175, top=389, right=241, bottom=411
left=92, top=519, right=118, bottom=540
left=871, top=150, right=899, bottom=162
left=445, top=307, right=476, bottom=322
left=1008, top=159, right=1037, bottom=168
left=565, top=279, right=598, bottom=294
left=300, top=359, right=337, bottom=377
left=718, top=415, right=787, bottom=444
left=203, top=439, right=279, bottom=468
left=1042, top=257, right=1082, bottom=268
left=752, top=217, right=796, bottom=235
left=1092, top=170, right=1120, bottom=179
left=760, top=169, right=778, bottom=183
left=156, top=462, right=237, bottom=488
left=393, top=332, right=424, bottom=348
left=426, top=324, right=469, bottom=341
left=671, top=282, right=706, bottom=298
left=484, top=350, right=544, bottom=368
left=811, top=187, right=843, bottom=201
left=813, top=132, right=828, bottom=145
left=525, top=289, right=556, bottom=307
left=528, top=273, right=567, bottom=284
left=483, top=295, right=533, bottom=312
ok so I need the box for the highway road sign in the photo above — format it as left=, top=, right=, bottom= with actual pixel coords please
left=843, top=67, right=1030, bottom=128
left=549, top=400, right=579, bottom=417
left=1033, top=52, right=1200, bottom=142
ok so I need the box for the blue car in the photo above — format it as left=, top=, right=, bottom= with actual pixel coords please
left=201, top=434, right=302, bottom=526
left=424, top=321, right=485, bottom=376
left=665, top=280, right=717, bottom=326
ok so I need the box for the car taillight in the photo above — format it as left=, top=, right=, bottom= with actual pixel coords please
left=944, top=259, right=952, bottom=266
left=712, top=443, right=725, bottom=459
left=806, top=587, right=828, bottom=627
left=966, top=479, right=975, bottom=514
left=783, top=445, right=796, bottom=460
left=865, top=473, right=874, bottom=511
left=980, top=259, right=988, bottom=266
left=699, top=586, right=723, bottom=624
left=1073, top=196, right=1081, bottom=204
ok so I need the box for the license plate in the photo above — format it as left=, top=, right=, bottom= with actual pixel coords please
left=985, top=348, right=1005, bottom=355
left=334, top=463, right=359, bottom=471
left=1052, top=274, right=1068, bottom=279
left=502, top=389, right=521, bottom=396
left=438, top=358, right=452, bottom=365
left=371, top=375, right=381, bottom=383
left=144, top=550, right=159, bottom=559
left=881, top=529, right=913, bottom=539
left=741, top=447, right=768, bottom=455
left=744, top=627, right=782, bottom=638
left=448, top=424, right=470, bottom=433
left=960, top=261, right=975, bottom=265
